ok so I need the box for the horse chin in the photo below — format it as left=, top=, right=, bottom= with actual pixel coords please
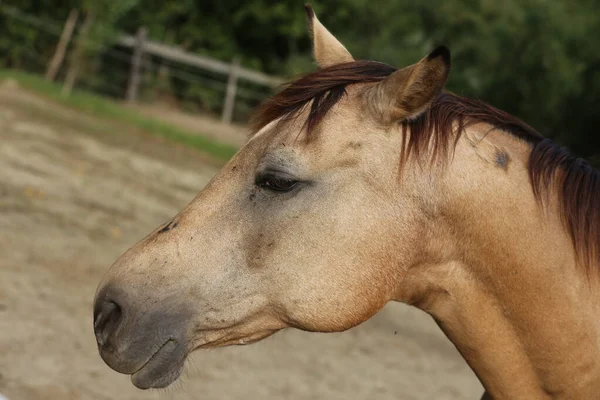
left=130, top=340, right=188, bottom=390
left=129, top=329, right=280, bottom=389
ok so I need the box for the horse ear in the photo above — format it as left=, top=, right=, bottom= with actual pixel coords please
left=368, top=46, right=451, bottom=122
left=305, top=4, right=354, bottom=68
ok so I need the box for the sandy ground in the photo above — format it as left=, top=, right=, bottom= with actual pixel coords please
left=128, top=103, right=249, bottom=148
left=0, top=83, right=483, bottom=400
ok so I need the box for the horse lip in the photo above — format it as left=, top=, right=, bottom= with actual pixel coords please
left=193, top=328, right=280, bottom=350
left=130, top=339, right=187, bottom=389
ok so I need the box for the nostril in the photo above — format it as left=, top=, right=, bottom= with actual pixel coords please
left=94, top=300, right=122, bottom=348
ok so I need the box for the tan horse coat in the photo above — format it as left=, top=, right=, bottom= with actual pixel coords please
left=93, top=6, right=600, bottom=399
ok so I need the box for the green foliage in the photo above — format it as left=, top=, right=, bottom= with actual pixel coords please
left=302, top=0, right=599, bottom=163
left=0, top=0, right=598, bottom=163
left=0, top=3, right=77, bottom=70
left=84, top=0, right=140, bottom=45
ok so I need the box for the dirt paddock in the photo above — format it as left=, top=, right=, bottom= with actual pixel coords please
left=0, top=83, right=483, bottom=400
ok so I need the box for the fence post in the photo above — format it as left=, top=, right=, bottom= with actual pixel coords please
left=221, top=57, right=240, bottom=124
left=126, top=27, right=147, bottom=103
left=61, top=11, right=94, bottom=96
left=46, top=9, right=79, bottom=81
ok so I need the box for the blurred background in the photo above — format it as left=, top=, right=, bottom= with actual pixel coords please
left=0, top=1, right=597, bottom=399
left=1, top=0, right=599, bottom=162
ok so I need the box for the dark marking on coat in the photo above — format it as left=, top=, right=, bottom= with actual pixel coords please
left=494, top=149, right=510, bottom=171
left=250, top=56, right=600, bottom=271
left=347, top=141, right=363, bottom=150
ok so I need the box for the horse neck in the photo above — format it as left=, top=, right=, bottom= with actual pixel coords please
left=395, top=127, right=600, bottom=399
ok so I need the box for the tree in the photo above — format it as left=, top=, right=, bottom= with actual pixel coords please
left=0, top=0, right=598, bottom=164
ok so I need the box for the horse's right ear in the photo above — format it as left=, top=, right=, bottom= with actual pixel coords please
left=367, top=46, right=451, bottom=123
left=305, top=4, right=354, bottom=68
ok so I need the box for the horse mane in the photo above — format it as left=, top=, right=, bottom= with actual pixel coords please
left=251, top=60, right=600, bottom=272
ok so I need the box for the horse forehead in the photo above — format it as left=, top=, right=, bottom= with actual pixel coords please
left=245, top=98, right=369, bottom=163
left=248, top=118, right=282, bottom=143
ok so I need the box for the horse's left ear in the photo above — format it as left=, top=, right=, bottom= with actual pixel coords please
left=305, top=4, right=354, bottom=68
left=367, top=46, right=451, bottom=122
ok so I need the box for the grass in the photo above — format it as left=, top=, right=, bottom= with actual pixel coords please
left=0, top=69, right=239, bottom=161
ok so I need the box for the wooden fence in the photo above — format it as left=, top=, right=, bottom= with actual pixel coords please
left=118, top=28, right=284, bottom=123
left=1, top=4, right=285, bottom=124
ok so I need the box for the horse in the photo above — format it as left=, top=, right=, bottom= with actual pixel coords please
left=93, top=5, right=600, bottom=399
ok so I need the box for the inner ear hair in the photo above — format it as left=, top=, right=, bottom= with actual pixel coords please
left=368, top=46, right=451, bottom=123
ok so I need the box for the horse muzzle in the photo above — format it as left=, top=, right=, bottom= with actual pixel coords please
left=93, top=283, right=191, bottom=389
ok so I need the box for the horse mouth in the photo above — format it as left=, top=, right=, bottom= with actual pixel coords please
left=129, top=329, right=279, bottom=389
left=130, top=339, right=187, bottom=389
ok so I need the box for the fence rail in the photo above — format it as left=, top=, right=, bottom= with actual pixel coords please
left=118, top=34, right=284, bottom=88
left=117, top=29, right=284, bottom=122
left=0, top=4, right=285, bottom=124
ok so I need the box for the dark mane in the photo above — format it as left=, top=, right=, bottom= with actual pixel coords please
left=252, top=61, right=397, bottom=134
left=252, top=61, right=600, bottom=272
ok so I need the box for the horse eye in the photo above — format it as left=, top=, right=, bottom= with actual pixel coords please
left=256, top=174, right=298, bottom=193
